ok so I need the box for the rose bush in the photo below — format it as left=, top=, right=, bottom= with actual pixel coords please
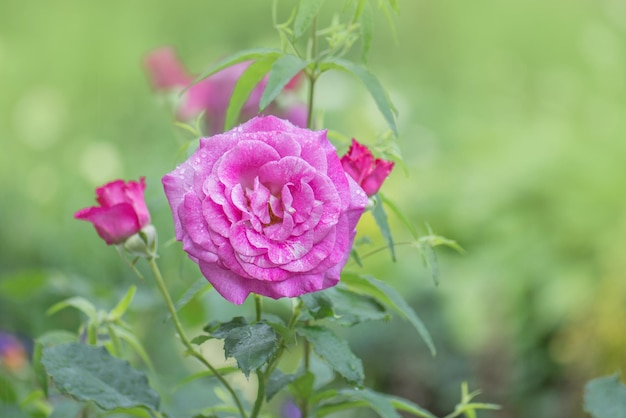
left=162, top=116, right=368, bottom=304
left=340, top=138, right=395, bottom=197
left=75, top=178, right=150, bottom=245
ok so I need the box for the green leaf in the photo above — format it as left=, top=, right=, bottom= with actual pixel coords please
left=294, top=0, right=325, bottom=38
left=300, top=292, right=335, bottom=320
left=222, top=322, right=279, bottom=378
left=32, top=341, right=48, bottom=397
left=291, top=371, right=315, bottom=401
left=37, top=330, right=78, bottom=346
left=49, top=400, right=82, bottom=418
left=585, top=373, right=626, bottom=418
left=329, top=286, right=390, bottom=325
left=46, top=296, right=97, bottom=320
left=111, top=325, right=155, bottom=371
left=297, top=325, right=364, bottom=385
left=190, top=335, right=211, bottom=346
left=341, top=273, right=436, bottom=355
left=320, top=58, right=398, bottom=136
left=389, top=396, right=439, bottom=418
left=42, top=343, right=159, bottom=411
left=0, top=374, right=17, bottom=403
left=359, top=1, right=374, bottom=61
left=0, top=270, right=47, bottom=299
left=225, top=56, right=278, bottom=130
left=205, top=316, right=248, bottom=338
left=109, top=285, right=136, bottom=320
left=267, top=369, right=300, bottom=401
left=189, top=48, right=282, bottom=91
left=0, top=405, right=27, bottom=418
left=379, top=192, right=418, bottom=239
left=259, top=54, right=309, bottom=111
left=166, top=277, right=211, bottom=323
left=371, top=195, right=396, bottom=261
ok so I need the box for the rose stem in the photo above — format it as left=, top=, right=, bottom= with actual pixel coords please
left=147, top=257, right=248, bottom=418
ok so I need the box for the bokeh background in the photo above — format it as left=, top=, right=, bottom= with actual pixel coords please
left=1, top=0, right=626, bottom=417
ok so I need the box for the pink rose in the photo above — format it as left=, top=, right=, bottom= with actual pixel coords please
left=143, top=47, right=308, bottom=134
left=162, top=116, right=368, bottom=304
left=340, top=139, right=395, bottom=196
left=75, top=178, right=151, bottom=245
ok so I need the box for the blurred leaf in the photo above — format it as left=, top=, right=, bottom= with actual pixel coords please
left=166, top=278, right=211, bottom=323
left=359, top=1, right=373, bottom=61
left=315, top=388, right=437, bottom=418
left=297, top=325, right=364, bottom=385
left=259, top=55, right=309, bottom=111
left=32, top=341, right=48, bottom=397
left=0, top=405, right=27, bottom=418
left=222, top=322, right=279, bottom=378
left=585, top=374, right=626, bottom=418
left=267, top=369, right=300, bottom=401
left=190, top=48, right=282, bottom=90
left=294, top=0, right=325, bottom=38
left=320, top=58, right=398, bottom=136
left=225, top=56, right=278, bottom=130
left=204, top=316, right=248, bottom=338
left=329, top=286, right=390, bottom=325
left=0, top=374, right=17, bottom=403
left=49, top=400, right=82, bottom=418
left=300, top=292, right=335, bottom=320
left=190, top=335, right=211, bottom=345
left=37, top=330, right=77, bottom=346
left=42, top=343, right=160, bottom=411
left=46, top=297, right=97, bottom=321
left=109, top=285, right=136, bottom=320
left=379, top=193, right=418, bottom=239
left=175, top=367, right=240, bottom=389
left=0, top=270, right=47, bottom=299
left=371, top=195, right=396, bottom=261
left=111, top=325, right=155, bottom=371
left=291, top=371, right=315, bottom=401
left=418, top=241, right=439, bottom=286
left=342, top=273, right=436, bottom=355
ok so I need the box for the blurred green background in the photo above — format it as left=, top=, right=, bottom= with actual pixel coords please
left=1, top=0, right=626, bottom=417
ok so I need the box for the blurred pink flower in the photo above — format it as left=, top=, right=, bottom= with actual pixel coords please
left=75, top=178, right=151, bottom=245
left=162, top=116, right=368, bottom=304
left=144, top=47, right=307, bottom=134
left=340, top=139, right=395, bottom=197
left=0, top=331, right=27, bottom=371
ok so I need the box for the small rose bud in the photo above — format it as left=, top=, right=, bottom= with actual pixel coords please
left=75, top=178, right=151, bottom=245
left=340, top=139, right=395, bottom=196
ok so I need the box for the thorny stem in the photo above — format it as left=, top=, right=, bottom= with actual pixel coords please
left=147, top=257, right=248, bottom=418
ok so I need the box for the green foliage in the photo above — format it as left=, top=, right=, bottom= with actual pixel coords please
left=371, top=194, right=396, bottom=261
left=584, top=374, right=626, bottom=418
left=319, top=58, right=398, bottom=136
left=41, top=343, right=160, bottom=411
left=301, top=286, right=390, bottom=325
left=342, top=272, right=436, bottom=355
left=297, top=325, right=364, bottom=386
left=259, top=55, right=309, bottom=111
left=294, top=0, right=325, bottom=38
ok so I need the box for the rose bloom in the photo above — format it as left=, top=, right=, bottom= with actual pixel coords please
left=340, top=138, right=395, bottom=197
left=163, top=116, right=368, bottom=304
left=144, top=47, right=306, bottom=134
left=75, top=178, right=150, bottom=245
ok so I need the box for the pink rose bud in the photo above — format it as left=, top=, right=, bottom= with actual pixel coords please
left=75, top=178, right=151, bottom=245
left=162, top=116, right=368, bottom=304
left=143, top=47, right=193, bottom=90
left=340, top=139, right=395, bottom=197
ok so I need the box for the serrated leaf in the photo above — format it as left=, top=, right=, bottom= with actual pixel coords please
left=42, top=343, right=159, bottom=411
left=341, top=273, right=436, bottom=355
left=166, top=277, right=211, bottom=323
left=46, top=296, right=97, bottom=320
left=109, top=285, right=136, bottom=320
left=320, top=58, right=398, bottom=136
left=371, top=195, right=396, bottom=261
left=260, top=55, right=309, bottom=111
left=585, top=373, right=626, bottom=418
left=225, top=56, right=278, bottom=130
left=267, top=369, right=300, bottom=401
left=297, top=326, right=364, bottom=385
left=189, top=48, right=283, bottom=91
left=222, top=322, right=279, bottom=378
left=205, top=317, right=248, bottom=338
left=294, top=0, right=325, bottom=38
left=300, top=292, right=335, bottom=320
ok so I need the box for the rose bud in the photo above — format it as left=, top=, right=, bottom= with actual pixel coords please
left=340, top=138, right=395, bottom=197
